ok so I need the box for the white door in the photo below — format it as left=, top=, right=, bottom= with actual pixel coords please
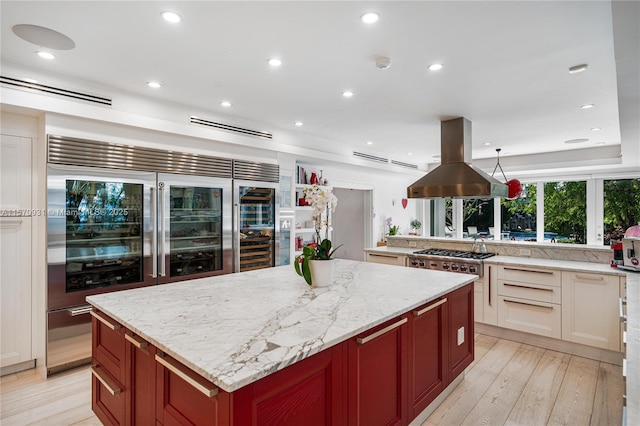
left=0, top=134, right=32, bottom=368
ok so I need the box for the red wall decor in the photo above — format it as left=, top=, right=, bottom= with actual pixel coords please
left=402, top=198, right=408, bottom=209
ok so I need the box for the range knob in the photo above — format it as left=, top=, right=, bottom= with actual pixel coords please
left=468, top=265, right=477, bottom=274
left=419, top=260, right=426, bottom=267
left=460, top=265, right=468, bottom=272
left=411, top=259, right=419, bottom=267
left=451, top=263, right=459, bottom=271
left=442, top=262, right=449, bottom=270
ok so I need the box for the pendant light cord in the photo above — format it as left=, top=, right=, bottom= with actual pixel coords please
left=491, top=148, right=508, bottom=182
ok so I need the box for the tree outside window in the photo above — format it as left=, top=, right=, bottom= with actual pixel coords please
left=502, top=183, right=537, bottom=241
left=604, top=178, right=640, bottom=244
left=544, top=181, right=586, bottom=244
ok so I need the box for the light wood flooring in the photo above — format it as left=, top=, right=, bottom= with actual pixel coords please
left=0, top=334, right=624, bottom=426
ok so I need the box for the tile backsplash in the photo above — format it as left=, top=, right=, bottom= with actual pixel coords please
left=387, top=236, right=612, bottom=264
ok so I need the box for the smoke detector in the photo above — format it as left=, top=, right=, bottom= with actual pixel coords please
left=375, top=56, right=391, bottom=70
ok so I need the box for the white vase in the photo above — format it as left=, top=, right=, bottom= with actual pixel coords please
left=309, top=259, right=335, bottom=287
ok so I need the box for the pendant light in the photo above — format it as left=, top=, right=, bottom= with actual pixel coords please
left=491, top=149, right=522, bottom=200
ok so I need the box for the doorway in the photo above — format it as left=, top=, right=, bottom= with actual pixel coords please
left=332, top=188, right=370, bottom=261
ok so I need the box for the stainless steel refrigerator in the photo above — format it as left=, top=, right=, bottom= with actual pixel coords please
left=46, top=136, right=277, bottom=374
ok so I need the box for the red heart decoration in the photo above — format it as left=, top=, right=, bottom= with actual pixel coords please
left=401, top=198, right=408, bottom=209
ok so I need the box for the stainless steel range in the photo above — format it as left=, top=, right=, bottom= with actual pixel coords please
left=407, top=249, right=495, bottom=276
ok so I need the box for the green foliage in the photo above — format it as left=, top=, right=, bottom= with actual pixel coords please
left=388, top=225, right=400, bottom=236
left=543, top=181, right=586, bottom=243
left=604, top=179, right=640, bottom=242
left=410, top=219, right=422, bottom=230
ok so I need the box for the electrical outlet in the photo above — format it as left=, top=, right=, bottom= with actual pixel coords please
left=409, top=241, right=417, bottom=247
left=519, top=248, right=531, bottom=256
left=457, top=327, right=465, bottom=345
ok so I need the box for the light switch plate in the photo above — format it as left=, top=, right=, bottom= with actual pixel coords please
left=409, top=241, right=417, bottom=247
left=519, top=248, right=532, bottom=256
left=457, top=327, right=465, bottom=345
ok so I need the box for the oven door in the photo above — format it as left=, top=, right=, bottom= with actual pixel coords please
left=47, top=164, right=157, bottom=310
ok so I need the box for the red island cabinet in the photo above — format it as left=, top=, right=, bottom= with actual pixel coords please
left=90, top=282, right=474, bottom=426
left=347, top=315, right=409, bottom=426
left=90, top=310, right=127, bottom=425
left=447, top=284, right=474, bottom=379
left=407, top=296, right=449, bottom=418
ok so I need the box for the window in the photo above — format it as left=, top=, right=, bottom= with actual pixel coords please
left=462, top=199, right=495, bottom=238
left=501, top=183, right=537, bottom=241
left=544, top=181, right=586, bottom=244
left=603, top=178, right=640, bottom=244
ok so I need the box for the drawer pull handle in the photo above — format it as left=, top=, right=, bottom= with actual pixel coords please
left=622, top=358, right=627, bottom=378
left=574, top=274, right=604, bottom=281
left=90, top=365, right=121, bottom=396
left=357, top=318, right=408, bottom=345
left=503, top=283, right=554, bottom=292
left=68, top=305, right=93, bottom=316
left=155, top=354, right=218, bottom=397
left=368, top=253, right=399, bottom=258
left=125, top=333, right=148, bottom=349
left=414, top=298, right=447, bottom=316
left=503, top=298, right=554, bottom=310
left=90, top=310, right=121, bottom=330
left=619, top=297, right=627, bottom=322
left=504, top=267, right=554, bottom=275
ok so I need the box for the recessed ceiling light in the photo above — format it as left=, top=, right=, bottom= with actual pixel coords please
left=23, top=78, right=39, bottom=84
left=36, top=51, right=55, bottom=60
left=432, top=154, right=441, bottom=159
left=268, top=58, right=282, bottom=67
left=361, top=12, right=380, bottom=24
left=581, top=104, right=595, bottom=109
left=220, top=101, right=232, bottom=107
left=366, top=141, right=373, bottom=145
left=564, top=138, right=589, bottom=144
left=568, top=64, right=588, bottom=74
left=342, top=90, right=354, bottom=98
left=162, top=11, right=181, bottom=23
left=590, top=127, right=602, bottom=131
left=595, top=142, right=606, bottom=145
left=483, top=142, right=491, bottom=146
left=407, top=152, right=413, bottom=156
left=294, top=121, right=303, bottom=126
left=147, top=81, right=161, bottom=89
left=428, top=63, right=443, bottom=71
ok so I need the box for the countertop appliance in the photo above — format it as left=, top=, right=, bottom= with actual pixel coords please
left=407, top=248, right=495, bottom=276
left=46, top=135, right=279, bottom=375
left=619, top=224, right=640, bottom=272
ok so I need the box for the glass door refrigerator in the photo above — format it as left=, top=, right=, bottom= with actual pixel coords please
left=46, top=135, right=234, bottom=375
left=234, top=181, right=279, bottom=272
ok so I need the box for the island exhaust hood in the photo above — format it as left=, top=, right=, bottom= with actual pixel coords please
left=407, top=117, right=508, bottom=199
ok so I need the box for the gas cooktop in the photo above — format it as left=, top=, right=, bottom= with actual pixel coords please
left=412, top=248, right=496, bottom=260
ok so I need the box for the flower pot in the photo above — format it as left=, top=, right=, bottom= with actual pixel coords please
left=309, top=259, right=334, bottom=287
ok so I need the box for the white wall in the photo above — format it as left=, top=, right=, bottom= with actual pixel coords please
left=297, top=160, right=423, bottom=244
left=333, top=188, right=366, bottom=260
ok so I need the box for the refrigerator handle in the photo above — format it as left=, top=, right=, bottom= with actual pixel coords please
left=150, top=186, right=158, bottom=278
left=159, top=183, right=167, bottom=277
left=234, top=203, right=240, bottom=273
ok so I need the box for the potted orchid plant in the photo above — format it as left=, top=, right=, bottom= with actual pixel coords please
left=294, top=185, right=342, bottom=286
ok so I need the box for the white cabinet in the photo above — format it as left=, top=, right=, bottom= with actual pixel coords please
left=496, top=265, right=562, bottom=339
left=562, top=271, right=621, bottom=351
left=473, top=279, right=484, bottom=322
left=481, top=264, right=498, bottom=325
left=364, top=251, right=407, bottom=266
left=0, top=134, right=33, bottom=369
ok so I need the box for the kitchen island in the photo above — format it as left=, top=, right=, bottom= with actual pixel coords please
left=87, top=259, right=476, bottom=425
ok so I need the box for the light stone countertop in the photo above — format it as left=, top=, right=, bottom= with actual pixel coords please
left=483, top=255, right=626, bottom=276
left=625, top=273, right=639, bottom=425
left=86, top=259, right=475, bottom=392
left=363, top=246, right=417, bottom=255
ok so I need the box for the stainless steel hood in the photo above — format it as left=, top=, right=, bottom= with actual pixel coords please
left=407, top=117, right=508, bottom=199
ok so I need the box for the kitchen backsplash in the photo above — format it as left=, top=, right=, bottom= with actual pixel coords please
left=387, top=236, right=613, bottom=264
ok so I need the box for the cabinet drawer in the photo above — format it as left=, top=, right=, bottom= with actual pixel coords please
left=91, top=310, right=125, bottom=383
left=498, top=266, right=561, bottom=287
left=498, top=280, right=561, bottom=304
left=91, top=364, right=125, bottom=426
left=497, top=296, right=561, bottom=338
left=365, top=252, right=406, bottom=266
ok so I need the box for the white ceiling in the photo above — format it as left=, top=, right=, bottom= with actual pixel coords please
left=1, top=1, right=638, bottom=172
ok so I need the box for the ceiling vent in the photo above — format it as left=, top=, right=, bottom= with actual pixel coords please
left=0, top=75, right=112, bottom=106
left=353, top=151, right=389, bottom=164
left=391, top=160, right=418, bottom=169
left=190, top=116, right=273, bottom=139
